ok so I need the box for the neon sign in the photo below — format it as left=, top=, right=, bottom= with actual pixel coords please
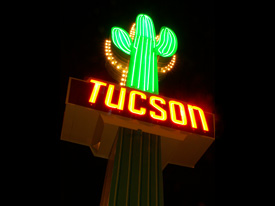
left=67, top=78, right=214, bottom=138
left=111, top=14, right=178, bottom=94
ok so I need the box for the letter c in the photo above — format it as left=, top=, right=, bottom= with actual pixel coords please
left=128, top=90, right=146, bottom=115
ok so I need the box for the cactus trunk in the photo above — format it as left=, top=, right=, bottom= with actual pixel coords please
left=126, top=36, right=158, bottom=94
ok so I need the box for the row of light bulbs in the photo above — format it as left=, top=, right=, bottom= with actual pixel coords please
left=105, top=40, right=122, bottom=69
left=120, top=69, right=128, bottom=86
left=105, top=39, right=128, bottom=86
left=129, top=23, right=136, bottom=41
left=160, top=55, right=176, bottom=73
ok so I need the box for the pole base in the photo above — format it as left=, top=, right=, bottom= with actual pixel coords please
left=100, top=127, right=164, bottom=206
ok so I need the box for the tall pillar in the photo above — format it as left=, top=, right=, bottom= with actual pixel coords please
left=100, top=127, right=164, bottom=206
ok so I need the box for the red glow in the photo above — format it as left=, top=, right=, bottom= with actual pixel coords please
left=187, top=104, right=209, bottom=131
left=169, top=100, right=187, bottom=125
left=68, top=78, right=214, bottom=137
left=89, top=79, right=107, bottom=103
left=105, top=84, right=126, bottom=110
left=149, top=96, right=167, bottom=121
left=128, top=90, right=147, bottom=115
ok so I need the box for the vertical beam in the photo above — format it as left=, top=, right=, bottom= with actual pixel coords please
left=102, top=127, right=163, bottom=206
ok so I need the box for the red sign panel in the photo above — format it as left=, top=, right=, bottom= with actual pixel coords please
left=67, top=78, right=215, bottom=138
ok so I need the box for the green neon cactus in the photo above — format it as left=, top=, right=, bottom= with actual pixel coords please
left=111, top=14, right=178, bottom=94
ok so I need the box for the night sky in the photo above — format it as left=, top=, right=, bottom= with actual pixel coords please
left=60, top=0, right=223, bottom=205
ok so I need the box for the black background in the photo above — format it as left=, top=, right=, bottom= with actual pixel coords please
left=59, top=0, right=225, bottom=205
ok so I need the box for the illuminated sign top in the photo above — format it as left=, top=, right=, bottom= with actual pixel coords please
left=111, top=14, right=178, bottom=95
left=67, top=78, right=214, bottom=138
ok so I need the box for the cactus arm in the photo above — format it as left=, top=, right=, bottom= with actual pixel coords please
left=111, top=27, right=132, bottom=55
left=155, top=27, right=178, bottom=57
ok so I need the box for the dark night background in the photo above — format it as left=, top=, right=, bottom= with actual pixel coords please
left=59, top=0, right=225, bottom=205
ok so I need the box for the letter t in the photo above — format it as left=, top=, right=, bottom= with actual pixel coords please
left=89, top=79, right=107, bottom=103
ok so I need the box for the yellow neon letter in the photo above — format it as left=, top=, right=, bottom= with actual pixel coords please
left=105, top=84, right=126, bottom=110
left=187, top=104, right=209, bottom=131
left=128, top=90, right=147, bottom=115
left=149, top=96, right=167, bottom=121
left=89, top=79, right=107, bottom=103
left=169, top=100, right=187, bottom=125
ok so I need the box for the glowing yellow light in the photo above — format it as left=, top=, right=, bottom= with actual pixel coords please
left=149, top=96, right=167, bottom=121
left=105, top=84, right=126, bottom=110
left=169, top=100, right=187, bottom=125
left=128, top=90, right=146, bottom=115
left=187, top=104, right=209, bottom=131
left=89, top=80, right=107, bottom=103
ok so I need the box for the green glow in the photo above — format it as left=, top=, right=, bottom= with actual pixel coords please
left=111, top=27, right=132, bottom=55
left=111, top=14, right=178, bottom=94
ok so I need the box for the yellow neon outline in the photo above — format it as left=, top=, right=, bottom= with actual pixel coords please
left=169, top=100, right=187, bottom=125
left=105, top=84, right=126, bottom=110
left=149, top=96, right=167, bottom=121
left=89, top=79, right=107, bottom=103
left=187, top=104, right=209, bottom=131
left=128, top=90, right=146, bottom=115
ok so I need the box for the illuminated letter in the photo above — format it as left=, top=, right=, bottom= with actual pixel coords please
left=149, top=96, right=167, bottom=121
left=128, top=90, right=146, bottom=115
left=187, top=104, right=209, bottom=131
left=89, top=79, right=107, bottom=103
left=105, top=84, right=126, bottom=110
left=169, top=100, right=187, bottom=125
